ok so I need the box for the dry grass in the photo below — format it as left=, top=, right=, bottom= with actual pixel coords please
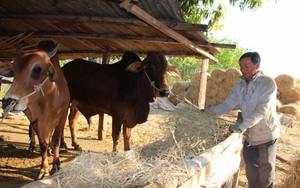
left=51, top=104, right=230, bottom=188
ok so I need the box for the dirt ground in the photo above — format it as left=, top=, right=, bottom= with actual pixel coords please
left=0, top=107, right=299, bottom=188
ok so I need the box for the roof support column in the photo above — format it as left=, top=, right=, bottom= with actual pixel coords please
left=198, top=58, right=209, bottom=109
left=97, top=51, right=111, bottom=141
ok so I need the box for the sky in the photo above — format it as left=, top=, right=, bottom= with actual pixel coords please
left=212, top=0, right=300, bottom=79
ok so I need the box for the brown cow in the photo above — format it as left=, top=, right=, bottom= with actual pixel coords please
left=1, top=44, right=70, bottom=180
left=62, top=52, right=178, bottom=152
left=27, top=40, right=78, bottom=151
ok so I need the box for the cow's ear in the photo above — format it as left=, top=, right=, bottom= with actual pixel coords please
left=167, top=65, right=180, bottom=77
left=47, top=63, right=57, bottom=82
left=46, top=43, right=59, bottom=59
left=0, top=62, right=14, bottom=77
left=125, top=61, right=145, bottom=73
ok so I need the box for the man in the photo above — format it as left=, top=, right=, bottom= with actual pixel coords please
left=205, top=52, right=280, bottom=188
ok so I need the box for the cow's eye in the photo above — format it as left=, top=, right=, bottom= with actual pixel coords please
left=31, top=65, right=42, bottom=80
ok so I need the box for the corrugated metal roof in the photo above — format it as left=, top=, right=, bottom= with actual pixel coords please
left=0, top=0, right=235, bottom=61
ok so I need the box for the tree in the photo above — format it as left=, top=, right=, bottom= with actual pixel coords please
left=167, top=37, right=249, bottom=84
left=209, top=37, right=249, bottom=72
left=178, top=0, right=264, bottom=29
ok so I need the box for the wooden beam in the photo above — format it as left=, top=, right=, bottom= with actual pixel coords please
left=120, top=0, right=218, bottom=63
left=1, top=32, right=233, bottom=49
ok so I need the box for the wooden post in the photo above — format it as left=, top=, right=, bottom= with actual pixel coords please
left=97, top=51, right=111, bottom=140
left=198, top=58, right=209, bottom=109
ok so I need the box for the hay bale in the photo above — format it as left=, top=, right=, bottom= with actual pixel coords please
left=191, top=71, right=201, bottom=87
left=280, top=88, right=300, bottom=104
left=275, top=74, right=296, bottom=92
left=211, top=69, right=226, bottom=84
left=225, top=68, right=242, bottom=86
left=217, top=82, right=233, bottom=101
left=205, top=97, right=219, bottom=108
left=171, top=81, right=191, bottom=95
left=278, top=103, right=300, bottom=120
left=169, top=81, right=191, bottom=105
left=184, top=85, right=199, bottom=105
left=276, top=99, right=283, bottom=111
left=206, top=79, right=218, bottom=98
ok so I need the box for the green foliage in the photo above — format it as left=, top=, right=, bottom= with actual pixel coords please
left=167, top=37, right=249, bottom=80
left=209, top=37, right=249, bottom=72
left=168, top=56, right=203, bottom=82
left=178, top=0, right=264, bottom=29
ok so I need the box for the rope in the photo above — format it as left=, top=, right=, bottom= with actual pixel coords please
left=0, top=77, right=49, bottom=124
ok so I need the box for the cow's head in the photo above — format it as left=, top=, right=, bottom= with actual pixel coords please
left=2, top=44, right=59, bottom=113
left=125, top=52, right=179, bottom=98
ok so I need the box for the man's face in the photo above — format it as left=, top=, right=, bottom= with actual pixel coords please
left=239, top=57, right=259, bottom=82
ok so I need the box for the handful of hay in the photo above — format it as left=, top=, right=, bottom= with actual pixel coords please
left=52, top=105, right=230, bottom=188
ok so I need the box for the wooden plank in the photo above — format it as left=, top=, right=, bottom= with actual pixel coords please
left=198, top=59, right=209, bottom=109
left=0, top=14, right=208, bottom=32
left=180, top=133, right=243, bottom=187
left=120, top=0, right=218, bottom=63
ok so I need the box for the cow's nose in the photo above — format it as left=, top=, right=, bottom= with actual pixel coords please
left=2, top=98, right=17, bottom=110
left=159, top=90, right=170, bottom=97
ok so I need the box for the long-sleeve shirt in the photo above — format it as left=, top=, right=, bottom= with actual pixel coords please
left=206, top=71, right=280, bottom=146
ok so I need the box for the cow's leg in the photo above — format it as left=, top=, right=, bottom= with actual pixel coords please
left=123, top=125, right=131, bottom=151
left=60, top=129, right=68, bottom=150
left=68, top=104, right=82, bottom=150
left=98, top=113, right=105, bottom=140
left=37, top=141, right=50, bottom=180
left=28, top=123, right=36, bottom=152
left=24, top=110, right=37, bottom=152
left=50, top=126, right=63, bottom=174
left=112, top=117, right=122, bottom=152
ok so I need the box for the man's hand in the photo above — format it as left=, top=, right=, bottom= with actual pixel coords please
left=229, top=124, right=242, bottom=133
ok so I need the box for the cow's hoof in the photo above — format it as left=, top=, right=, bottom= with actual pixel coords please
left=28, top=146, right=36, bottom=153
left=60, top=143, right=68, bottom=149
left=50, top=167, right=61, bottom=175
left=36, top=171, right=50, bottom=180
left=73, top=145, right=82, bottom=151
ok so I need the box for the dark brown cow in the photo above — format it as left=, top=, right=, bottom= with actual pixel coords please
left=62, top=52, right=178, bottom=152
left=1, top=44, right=70, bottom=179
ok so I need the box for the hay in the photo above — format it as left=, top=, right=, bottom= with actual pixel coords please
left=190, top=71, right=201, bottom=87
left=52, top=105, right=230, bottom=188
left=275, top=74, right=295, bottom=92
left=170, top=81, right=191, bottom=105
left=171, top=81, right=191, bottom=95
left=280, top=88, right=300, bottom=104
left=278, top=152, right=300, bottom=188
left=278, top=104, right=300, bottom=120
left=184, top=85, right=199, bottom=105
left=211, top=69, right=226, bottom=84
left=206, top=79, right=218, bottom=98
left=224, top=68, right=241, bottom=86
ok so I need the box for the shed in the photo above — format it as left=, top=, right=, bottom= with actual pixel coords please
left=0, top=0, right=236, bottom=109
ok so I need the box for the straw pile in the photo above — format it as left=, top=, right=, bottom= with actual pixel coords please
left=51, top=105, right=230, bottom=188
left=278, top=152, right=300, bottom=188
